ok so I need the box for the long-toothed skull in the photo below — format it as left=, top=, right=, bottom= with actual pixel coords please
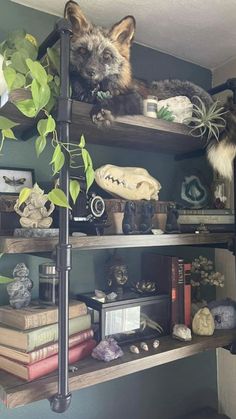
left=95, top=165, right=161, bottom=200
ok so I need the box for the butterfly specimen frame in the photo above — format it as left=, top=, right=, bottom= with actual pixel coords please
left=0, top=167, right=34, bottom=194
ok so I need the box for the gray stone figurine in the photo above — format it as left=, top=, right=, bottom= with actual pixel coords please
left=7, top=263, right=33, bottom=309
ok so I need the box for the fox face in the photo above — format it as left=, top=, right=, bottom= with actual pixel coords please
left=65, top=1, right=135, bottom=91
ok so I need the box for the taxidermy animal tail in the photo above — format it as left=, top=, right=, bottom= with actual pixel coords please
left=151, top=80, right=236, bottom=180
left=207, top=98, right=236, bottom=180
left=150, top=79, right=214, bottom=109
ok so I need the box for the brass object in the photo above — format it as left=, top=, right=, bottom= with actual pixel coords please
left=134, top=281, right=157, bottom=294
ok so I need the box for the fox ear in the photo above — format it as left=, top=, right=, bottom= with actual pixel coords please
left=64, top=1, right=91, bottom=34
left=109, top=16, right=136, bottom=46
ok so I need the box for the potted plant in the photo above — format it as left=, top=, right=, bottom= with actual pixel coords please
left=0, top=29, right=94, bottom=208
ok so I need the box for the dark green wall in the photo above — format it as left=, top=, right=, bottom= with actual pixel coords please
left=0, top=1, right=216, bottom=418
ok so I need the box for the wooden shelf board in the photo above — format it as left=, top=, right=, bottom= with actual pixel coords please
left=0, top=233, right=233, bottom=254
left=0, top=100, right=202, bottom=154
left=0, top=330, right=235, bottom=408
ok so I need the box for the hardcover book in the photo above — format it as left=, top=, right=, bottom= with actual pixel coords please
left=178, top=258, right=185, bottom=324
left=0, top=300, right=87, bottom=330
left=0, top=339, right=96, bottom=381
left=0, top=314, right=91, bottom=352
left=0, top=329, right=94, bottom=364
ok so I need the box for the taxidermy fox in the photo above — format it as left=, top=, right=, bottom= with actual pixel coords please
left=65, top=1, right=236, bottom=180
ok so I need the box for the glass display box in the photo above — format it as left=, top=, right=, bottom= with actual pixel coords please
left=76, top=291, right=170, bottom=344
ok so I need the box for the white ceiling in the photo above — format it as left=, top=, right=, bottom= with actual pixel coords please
left=11, top=0, right=236, bottom=70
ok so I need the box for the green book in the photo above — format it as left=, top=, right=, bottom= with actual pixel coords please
left=0, top=314, right=91, bottom=352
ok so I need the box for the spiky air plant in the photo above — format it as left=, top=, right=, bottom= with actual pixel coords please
left=187, top=96, right=227, bottom=143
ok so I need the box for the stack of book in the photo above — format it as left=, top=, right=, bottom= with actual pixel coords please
left=142, top=253, right=192, bottom=328
left=0, top=300, right=96, bottom=381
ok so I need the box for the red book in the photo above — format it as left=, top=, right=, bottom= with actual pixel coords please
left=178, top=258, right=185, bottom=324
left=184, top=263, right=192, bottom=327
left=184, top=284, right=191, bottom=327
left=0, top=339, right=96, bottom=381
left=0, top=329, right=94, bottom=364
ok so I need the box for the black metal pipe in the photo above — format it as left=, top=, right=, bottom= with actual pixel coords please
left=49, top=18, right=73, bottom=414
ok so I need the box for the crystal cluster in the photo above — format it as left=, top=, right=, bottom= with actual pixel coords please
left=92, top=338, right=123, bottom=362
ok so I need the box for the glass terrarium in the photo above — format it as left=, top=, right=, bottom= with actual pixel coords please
left=76, top=291, right=170, bottom=344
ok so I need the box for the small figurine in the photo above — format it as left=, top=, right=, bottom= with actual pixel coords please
left=106, top=251, right=128, bottom=294
left=192, top=307, right=215, bottom=336
left=122, top=201, right=137, bottom=235
left=165, top=204, right=180, bottom=234
left=7, top=263, right=33, bottom=309
left=139, top=201, right=155, bottom=233
left=14, top=183, right=55, bottom=229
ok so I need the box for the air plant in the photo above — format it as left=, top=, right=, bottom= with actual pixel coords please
left=187, top=96, right=227, bottom=143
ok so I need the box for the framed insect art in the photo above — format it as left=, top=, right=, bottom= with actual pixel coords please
left=0, top=168, right=34, bottom=194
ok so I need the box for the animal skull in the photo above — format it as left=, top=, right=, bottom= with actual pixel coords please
left=95, top=165, right=161, bottom=200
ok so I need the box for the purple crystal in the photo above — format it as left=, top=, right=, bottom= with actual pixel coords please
left=92, top=338, right=124, bottom=362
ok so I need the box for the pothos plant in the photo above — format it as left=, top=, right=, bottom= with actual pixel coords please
left=0, top=29, right=94, bottom=208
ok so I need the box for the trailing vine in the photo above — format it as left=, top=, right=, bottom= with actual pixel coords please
left=0, top=29, right=94, bottom=208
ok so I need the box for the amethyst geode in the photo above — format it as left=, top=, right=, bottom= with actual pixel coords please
left=92, top=338, right=124, bottom=362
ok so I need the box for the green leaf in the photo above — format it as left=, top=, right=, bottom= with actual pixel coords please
left=82, top=148, right=90, bottom=172
left=52, top=149, right=65, bottom=175
left=79, top=134, right=85, bottom=148
left=0, top=116, right=19, bottom=130
left=26, top=58, right=48, bottom=86
left=15, top=38, right=37, bottom=61
left=11, top=50, right=28, bottom=74
left=12, top=73, right=26, bottom=89
left=69, top=179, right=80, bottom=204
left=18, top=187, right=31, bottom=206
left=50, top=144, right=61, bottom=164
left=38, top=83, right=51, bottom=109
left=37, top=115, right=56, bottom=137
left=15, top=99, right=37, bottom=118
left=86, top=166, right=95, bottom=192
left=31, top=79, right=51, bottom=112
left=7, top=30, right=26, bottom=47
left=2, top=128, right=16, bottom=140
left=0, top=275, right=14, bottom=284
left=31, top=79, right=40, bottom=109
left=47, top=47, right=60, bottom=73
left=35, top=135, right=46, bottom=157
left=48, top=188, right=71, bottom=209
left=3, top=66, right=16, bottom=90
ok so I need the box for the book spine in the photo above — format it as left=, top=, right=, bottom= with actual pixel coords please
left=184, top=263, right=192, bottom=327
left=28, top=339, right=96, bottom=381
left=178, top=258, right=185, bottom=324
left=29, top=329, right=94, bottom=363
left=24, top=303, right=87, bottom=330
left=184, top=284, right=191, bottom=327
left=171, top=258, right=179, bottom=327
left=27, top=314, right=91, bottom=352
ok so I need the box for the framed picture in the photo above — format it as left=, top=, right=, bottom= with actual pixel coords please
left=0, top=168, right=34, bottom=194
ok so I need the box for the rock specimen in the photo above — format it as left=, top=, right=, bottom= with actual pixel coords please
left=92, top=338, right=123, bottom=362
left=172, top=324, right=192, bottom=341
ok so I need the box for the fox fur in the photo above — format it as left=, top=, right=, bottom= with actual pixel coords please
left=65, top=1, right=236, bottom=180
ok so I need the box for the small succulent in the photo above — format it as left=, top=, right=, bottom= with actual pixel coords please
left=187, top=96, right=227, bottom=143
left=156, top=105, right=175, bottom=122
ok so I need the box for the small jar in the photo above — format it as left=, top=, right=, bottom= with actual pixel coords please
left=143, top=95, right=158, bottom=118
left=39, top=263, right=59, bottom=305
